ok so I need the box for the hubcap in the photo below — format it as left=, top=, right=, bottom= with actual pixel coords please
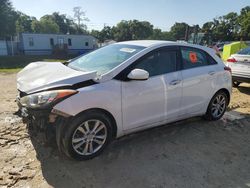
left=72, top=119, right=107, bottom=156
left=211, top=94, right=226, bottom=118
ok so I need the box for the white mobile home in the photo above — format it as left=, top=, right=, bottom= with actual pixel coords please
left=18, top=33, right=97, bottom=55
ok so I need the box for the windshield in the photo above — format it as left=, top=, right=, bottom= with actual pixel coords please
left=68, top=44, right=145, bottom=75
left=237, top=47, right=250, bottom=55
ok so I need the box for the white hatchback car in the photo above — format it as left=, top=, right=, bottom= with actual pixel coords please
left=17, top=40, right=232, bottom=160
left=226, top=46, right=250, bottom=87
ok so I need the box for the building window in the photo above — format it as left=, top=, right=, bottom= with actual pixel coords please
left=85, top=42, right=89, bottom=46
left=28, top=37, right=34, bottom=46
left=68, top=39, right=72, bottom=46
left=58, top=38, right=64, bottom=49
left=50, top=38, right=54, bottom=46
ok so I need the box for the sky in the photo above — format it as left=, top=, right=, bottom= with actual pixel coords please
left=11, top=0, right=250, bottom=31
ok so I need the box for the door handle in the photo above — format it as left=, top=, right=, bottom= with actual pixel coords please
left=169, top=80, right=181, bottom=85
left=208, top=71, right=215, bottom=75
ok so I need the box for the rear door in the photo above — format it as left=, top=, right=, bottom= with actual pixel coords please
left=179, top=46, right=218, bottom=115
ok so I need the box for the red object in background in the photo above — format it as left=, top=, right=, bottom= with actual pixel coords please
left=227, top=57, right=237, bottom=63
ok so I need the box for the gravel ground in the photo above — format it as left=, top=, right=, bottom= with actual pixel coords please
left=0, top=73, right=250, bottom=188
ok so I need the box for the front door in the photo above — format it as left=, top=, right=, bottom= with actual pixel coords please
left=121, top=47, right=182, bottom=130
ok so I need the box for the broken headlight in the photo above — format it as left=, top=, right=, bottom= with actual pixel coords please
left=20, top=90, right=78, bottom=109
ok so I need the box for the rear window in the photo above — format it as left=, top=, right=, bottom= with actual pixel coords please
left=237, top=47, right=250, bottom=55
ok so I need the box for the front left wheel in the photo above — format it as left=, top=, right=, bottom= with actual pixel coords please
left=61, top=110, right=114, bottom=160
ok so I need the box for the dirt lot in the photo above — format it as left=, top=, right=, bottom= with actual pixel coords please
left=0, top=73, right=250, bottom=188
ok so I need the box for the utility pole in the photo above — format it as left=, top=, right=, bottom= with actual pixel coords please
left=11, top=36, right=14, bottom=56
left=185, top=25, right=190, bottom=41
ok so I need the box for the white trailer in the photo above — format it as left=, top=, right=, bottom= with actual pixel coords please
left=19, top=33, right=97, bottom=55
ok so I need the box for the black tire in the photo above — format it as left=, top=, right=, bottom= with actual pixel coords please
left=61, top=110, right=114, bottom=160
left=233, top=81, right=241, bottom=87
left=204, top=91, right=229, bottom=121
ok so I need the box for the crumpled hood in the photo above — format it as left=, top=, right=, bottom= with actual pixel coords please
left=17, top=61, right=97, bottom=94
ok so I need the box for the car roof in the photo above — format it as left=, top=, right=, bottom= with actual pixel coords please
left=117, top=40, right=177, bottom=47
left=117, top=40, right=214, bottom=54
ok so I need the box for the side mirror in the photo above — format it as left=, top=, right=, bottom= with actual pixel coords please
left=127, top=69, right=149, bottom=80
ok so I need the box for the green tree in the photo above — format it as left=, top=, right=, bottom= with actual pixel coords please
left=170, top=22, right=189, bottom=40
left=15, top=12, right=36, bottom=33
left=149, top=28, right=165, bottom=40
left=41, top=12, right=77, bottom=34
left=239, top=12, right=250, bottom=40
left=100, top=26, right=114, bottom=42
left=112, top=20, right=153, bottom=41
left=149, top=29, right=174, bottom=41
left=90, top=30, right=101, bottom=41
left=31, top=17, right=59, bottom=33
left=202, top=12, right=239, bottom=42
left=73, top=7, right=89, bottom=34
left=129, top=20, right=153, bottom=40
left=0, top=0, right=18, bottom=38
left=238, top=6, right=250, bottom=40
left=220, top=12, right=239, bottom=40
left=113, top=20, right=132, bottom=41
left=162, top=31, right=175, bottom=41
left=202, top=22, right=214, bottom=34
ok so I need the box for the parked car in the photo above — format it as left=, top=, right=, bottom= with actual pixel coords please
left=16, top=40, right=232, bottom=160
left=226, top=46, right=250, bottom=87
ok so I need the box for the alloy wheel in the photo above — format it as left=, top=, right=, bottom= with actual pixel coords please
left=71, top=119, right=107, bottom=156
left=211, top=94, right=226, bottom=118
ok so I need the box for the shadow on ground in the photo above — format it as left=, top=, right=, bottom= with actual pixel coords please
left=27, top=112, right=250, bottom=188
left=237, top=85, right=250, bottom=95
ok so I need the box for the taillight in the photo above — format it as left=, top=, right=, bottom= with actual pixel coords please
left=224, top=66, right=232, bottom=73
left=227, top=57, right=237, bottom=63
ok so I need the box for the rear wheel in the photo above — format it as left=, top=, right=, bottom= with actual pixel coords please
left=204, top=91, right=228, bottom=121
left=61, top=110, right=113, bottom=160
left=233, top=81, right=241, bottom=87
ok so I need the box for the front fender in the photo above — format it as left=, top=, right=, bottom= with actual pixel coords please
left=53, top=80, right=124, bottom=137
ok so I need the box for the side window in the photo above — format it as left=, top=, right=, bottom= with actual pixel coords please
left=134, top=49, right=177, bottom=77
left=181, top=47, right=208, bottom=69
left=207, top=55, right=218, bottom=65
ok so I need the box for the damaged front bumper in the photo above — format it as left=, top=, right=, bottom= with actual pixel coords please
left=17, top=97, right=51, bottom=128
left=16, top=96, right=70, bottom=144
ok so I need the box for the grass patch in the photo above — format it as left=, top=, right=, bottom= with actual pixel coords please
left=0, top=55, right=77, bottom=71
left=0, top=68, right=22, bottom=73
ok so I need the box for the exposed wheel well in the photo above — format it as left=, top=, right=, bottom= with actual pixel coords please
left=75, top=108, right=117, bottom=139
